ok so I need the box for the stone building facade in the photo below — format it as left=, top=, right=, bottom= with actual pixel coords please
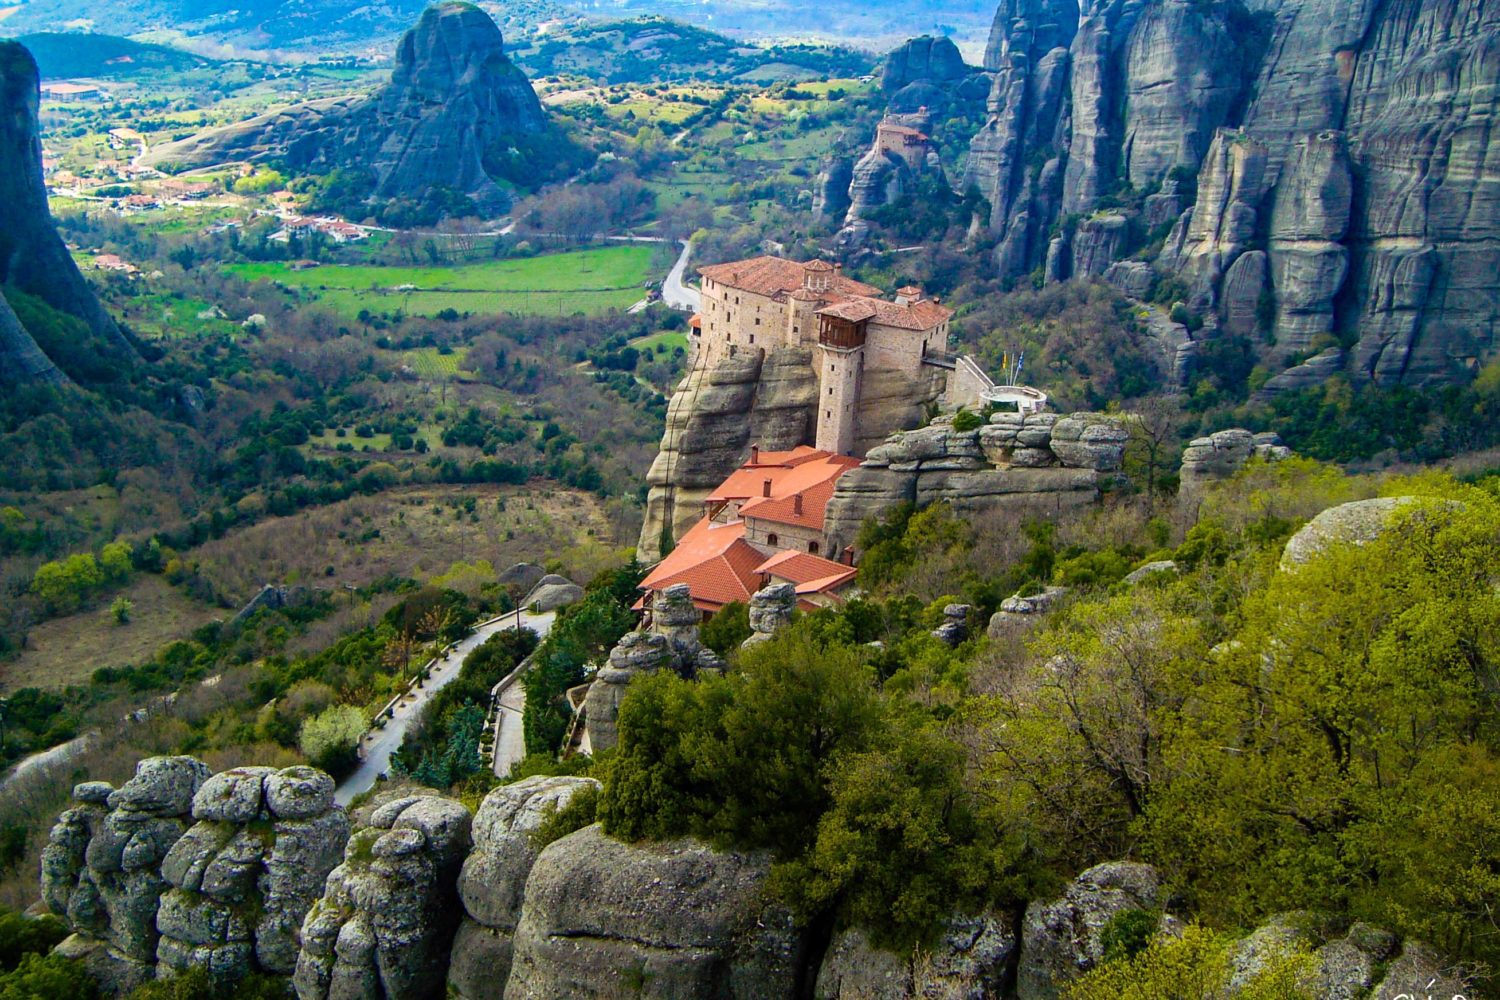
left=693, top=256, right=954, bottom=458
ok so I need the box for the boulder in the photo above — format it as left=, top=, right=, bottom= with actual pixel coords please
left=988, top=587, right=1070, bottom=635
left=448, top=777, right=601, bottom=998
left=498, top=563, right=547, bottom=595
left=1017, top=861, right=1162, bottom=1000
left=1178, top=428, right=1258, bottom=494
left=1122, top=561, right=1177, bottom=587
left=1048, top=415, right=1130, bottom=472
left=1280, top=496, right=1435, bottom=568
left=506, top=825, right=804, bottom=998
left=933, top=604, right=973, bottom=648
left=295, top=795, right=472, bottom=1000
left=524, top=575, right=583, bottom=612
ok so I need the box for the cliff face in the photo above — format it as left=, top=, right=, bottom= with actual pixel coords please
left=636, top=347, right=945, bottom=560
left=966, top=0, right=1500, bottom=388
left=146, top=2, right=550, bottom=214
left=0, top=41, right=132, bottom=386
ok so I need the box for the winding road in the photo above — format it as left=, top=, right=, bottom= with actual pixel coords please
left=334, top=609, right=556, bottom=806
left=662, top=239, right=700, bottom=312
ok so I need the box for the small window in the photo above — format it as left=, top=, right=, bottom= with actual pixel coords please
left=749, top=335, right=755, bottom=344
left=755, top=318, right=761, bottom=326
left=808, top=542, right=820, bottom=555
left=828, top=388, right=834, bottom=395
left=826, top=410, right=832, bottom=419
left=793, top=326, right=800, bottom=334
left=767, top=533, right=779, bottom=547
left=830, top=364, right=836, bottom=373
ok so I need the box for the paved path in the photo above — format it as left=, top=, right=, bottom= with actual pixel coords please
left=662, top=240, right=700, bottom=312
left=334, top=609, right=555, bottom=805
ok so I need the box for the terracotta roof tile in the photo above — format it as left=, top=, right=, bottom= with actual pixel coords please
left=754, top=551, right=858, bottom=593
left=697, top=256, right=883, bottom=300
left=816, top=296, right=952, bottom=331
left=639, top=519, right=763, bottom=610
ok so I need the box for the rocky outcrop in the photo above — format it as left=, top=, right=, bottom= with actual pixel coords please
left=448, top=776, right=600, bottom=999
left=232, top=584, right=316, bottom=624
left=1267, top=131, right=1353, bottom=356
left=583, top=584, right=722, bottom=753
left=1017, top=861, right=1162, bottom=1000
left=882, top=36, right=972, bottom=112
left=146, top=3, right=552, bottom=214
left=815, top=913, right=1016, bottom=999
left=505, top=824, right=804, bottom=998
left=156, top=766, right=348, bottom=982
left=1178, top=428, right=1290, bottom=497
left=988, top=586, right=1070, bottom=635
left=824, top=412, right=1126, bottom=554
left=294, top=794, right=472, bottom=1000
left=41, top=758, right=211, bottom=993
left=933, top=604, right=974, bottom=647
left=743, top=582, right=797, bottom=648
left=638, top=347, right=816, bottom=559
left=846, top=110, right=944, bottom=223
left=0, top=41, right=132, bottom=384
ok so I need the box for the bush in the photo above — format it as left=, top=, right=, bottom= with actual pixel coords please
left=1063, top=924, right=1314, bottom=1000
left=0, top=910, right=67, bottom=973
left=299, top=704, right=368, bottom=778
left=0, top=953, right=98, bottom=1000
left=698, top=601, right=749, bottom=655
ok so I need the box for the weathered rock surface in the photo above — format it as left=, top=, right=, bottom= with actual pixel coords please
left=506, top=824, right=804, bottom=998
left=638, top=347, right=817, bottom=560
left=0, top=41, right=133, bottom=383
left=295, top=794, right=472, bottom=1000
left=882, top=36, right=972, bottom=112
left=449, top=776, right=600, bottom=998
left=1280, top=496, right=1430, bottom=568
left=824, top=415, right=1122, bottom=553
left=964, top=0, right=1500, bottom=389
left=815, top=912, right=1016, bottom=1000
left=40, top=757, right=211, bottom=993
left=524, top=574, right=584, bottom=612
left=154, top=766, right=348, bottom=983
left=1178, top=428, right=1292, bottom=496
left=147, top=3, right=551, bottom=214
left=988, top=586, right=1070, bottom=635
left=743, top=582, right=797, bottom=648
left=1017, top=861, right=1162, bottom=1000
left=584, top=585, right=722, bottom=753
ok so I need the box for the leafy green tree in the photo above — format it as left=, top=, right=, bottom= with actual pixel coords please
left=698, top=601, right=749, bottom=656
left=299, top=705, right=368, bottom=778
left=30, top=553, right=105, bottom=613
left=1062, top=924, right=1314, bottom=1000
left=99, top=540, right=133, bottom=582
left=0, top=910, right=67, bottom=972
left=0, top=953, right=98, bottom=1000
left=110, top=597, right=133, bottom=625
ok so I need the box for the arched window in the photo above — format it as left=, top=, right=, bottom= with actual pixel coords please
left=767, top=533, right=779, bottom=547
left=808, top=541, right=820, bottom=555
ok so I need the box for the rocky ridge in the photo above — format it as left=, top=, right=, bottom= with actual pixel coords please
left=823, top=411, right=1130, bottom=553
left=38, top=763, right=1471, bottom=999
left=146, top=3, right=551, bottom=214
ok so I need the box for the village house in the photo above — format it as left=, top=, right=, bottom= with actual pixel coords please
left=41, top=82, right=103, bottom=102
left=637, top=447, right=862, bottom=618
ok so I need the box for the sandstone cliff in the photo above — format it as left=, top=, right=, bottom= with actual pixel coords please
left=147, top=2, right=551, bottom=214
left=965, top=0, right=1500, bottom=389
left=0, top=41, right=133, bottom=386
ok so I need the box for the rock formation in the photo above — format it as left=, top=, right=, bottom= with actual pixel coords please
left=294, top=793, right=472, bottom=1000
left=41, top=757, right=211, bottom=993
left=823, top=412, right=1128, bottom=553
left=961, top=0, right=1500, bottom=390
left=505, top=824, right=805, bottom=997
left=0, top=41, right=133, bottom=386
left=1177, top=428, right=1290, bottom=497
left=743, top=582, right=797, bottom=648
left=582, top=584, right=722, bottom=753
left=522, top=574, right=584, bottom=612
left=449, top=776, right=600, bottom=999
left=1017, top=861, right=1162, bottom=1000
left=146, top=3, right=552, bottom=215
left=881, top=36, right=974, bottom=113
left=815, top=913, right=1016, bottom=999
left=846, top=109, right=946, bottom=224
left=1279, top=496, right=1434, bottom=569
left=156, top=766, right=348, bottom=982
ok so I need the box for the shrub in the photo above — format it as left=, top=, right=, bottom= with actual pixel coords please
left=298, top=704, right=368, bottom=778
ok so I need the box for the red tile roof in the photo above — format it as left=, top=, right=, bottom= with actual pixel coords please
left=698, top=256, right=882, bottom=300
left=638, top=519, right=765, bottom=611
left=817, top=296, right=951, bottom=331
left=754, top=550, right=858, bottom=593
left=709, top=451, right=859, bottom=534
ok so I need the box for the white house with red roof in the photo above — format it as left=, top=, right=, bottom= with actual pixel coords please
left=638, top=446, right=862, bottom=618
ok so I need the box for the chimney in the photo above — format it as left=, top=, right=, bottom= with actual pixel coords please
left=750, top=445, right=760, bottom=464
left=794, top=494, right=804, bottom=517
left=842, top=546, right=856, bottom=566
left=763, top=479, right=773, bottom=497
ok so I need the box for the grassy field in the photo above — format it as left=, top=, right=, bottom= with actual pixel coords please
left=0, top=575, right=223, bottom=693
left=630, top=330, right=690, bottom=354
left=223, top=245, right=654, bottom=319
left=399, top=347, right=473, bottom=379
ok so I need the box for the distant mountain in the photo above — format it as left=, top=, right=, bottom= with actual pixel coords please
left=147, top=2, right=567, bottom=221
left=510, top=16, right=872, bottom=84
left=17, top=31, right=212, bottom=78
left=0, top=0, right=437, bottom=54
